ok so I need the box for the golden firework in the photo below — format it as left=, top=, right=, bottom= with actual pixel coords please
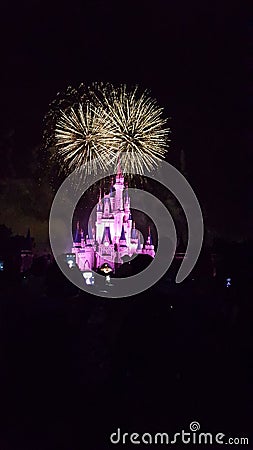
left=44, top=83, right=170, bottom=177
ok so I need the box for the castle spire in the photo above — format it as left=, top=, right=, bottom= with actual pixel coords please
left=110, top=177, right=115, bottom=196
left=116, top=154, right=124, bottom=183
left=124, top=181, right=129, bottom=201
left=117, top=154, right=122, bottom=177
left=97, top=188, right=103, bottom=212
left=74, top=221, right=81, bottom=242
left=120, top=225, right=126, bottom=241
left=147, top=226, right=153, bottom=245
left=114, top=154, right=124, bottom=210
left=119, top=225, right=127, bottom=247
left=137, top=231, right=142, bottom=250
left=102, top=226, right=112, bottom=245
left=131, top=221, right=137, bottom=239
left=88, top=222, right=93, bottom=240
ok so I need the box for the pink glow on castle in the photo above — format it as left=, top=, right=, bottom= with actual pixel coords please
left=72, top=162, right=155, bottom=271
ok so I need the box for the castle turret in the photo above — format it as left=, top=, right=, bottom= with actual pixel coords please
left=97, top=189, right=103, bottom=217
left=136, top=231, right=143, bottom=254
left=119, top=225, right=127, bottom=247
left=114, top=158, right=124, bottom=211
left=96, top=188, right=104, bottom=242
left=131, top=221, right=137, bottom=240
left=147, top=226, right=152, bottom=245
left=124, top=181, right=130, bottom=221
left=110, top=177, right=115, bottom=211
left=73, top=221, right=81, bottom=247
left=80, top=229, right=85, bottom=247
left=86, top=222, right=94, bottom=245
left=103, top=195, right=111, bottom=218
left=144, top=226, right=155, bottom=257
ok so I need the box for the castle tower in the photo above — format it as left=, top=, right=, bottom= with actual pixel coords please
left=144, top=226, right=155, bottom=257
left=118, top=224, right=129, bottom=260
left=96, top=188, right=104, bottom=243
left=103, top=195, right=111, bottom=218
left=124, top=182, right=130, bottom=219
left=119, top=225, right=127, bottom=247
left=110, top=177, right=115, bottom=212
left=136, top=231, right=143, bottom=254
left=73, top=221, right=81, bottom=248
left=80, top=229, right=85, bottom=247
left=114, top=158, right=124, bottom=211
left=113, top=160, right=125, bottom=242
left=96, top=189, right=103, bottom=219
left=131, top=221, right=137, bottom=240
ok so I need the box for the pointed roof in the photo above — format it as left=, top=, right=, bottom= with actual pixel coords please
left=116, top=154, right=124, bottom=182
left=103, top=196, right=112, bottom=214
left=120, top=225, right=126, bottom=241
left=110, top=177, right=115, bottom=195
left=117, top=155, right=122, bottom=177
left=88, top=222, right=93, bottom=240
left=97, top=188, right=103, bottom=211
left=119, top=225, right=127, bottom=247
left=137, top=232, right=142, bottom=250
left=131, top=221, right=137, bottom=239
left=147, top=226, right=153, bottom=245
left=74, top=221, right=81, bottom=242
left=102, top=226, right=112, bottom=244
left=124, top=181, right=129, bottom=202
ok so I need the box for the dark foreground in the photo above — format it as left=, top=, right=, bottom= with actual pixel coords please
left=0, top=270, right=252, bottom=449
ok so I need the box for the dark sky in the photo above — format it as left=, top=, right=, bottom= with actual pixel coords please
left=0, top=0, right=252, bottom=240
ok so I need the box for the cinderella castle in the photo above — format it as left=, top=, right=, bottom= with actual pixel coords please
left=71, top=162, right=155, bottom=271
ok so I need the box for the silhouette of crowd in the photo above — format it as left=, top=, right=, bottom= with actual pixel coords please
left=0, top=238, right=253, bottom=449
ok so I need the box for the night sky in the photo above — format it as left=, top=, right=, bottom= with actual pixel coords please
left=0, top=0, right=252, bottom=243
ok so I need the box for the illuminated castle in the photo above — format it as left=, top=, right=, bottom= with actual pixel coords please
left=71, top=162, right=155, bottom=271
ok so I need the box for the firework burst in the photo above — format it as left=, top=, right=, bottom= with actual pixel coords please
left=53, top=101, right=116, bottom=175
left=44, top=83, right=170, bottom=177
left=92, top=83, right=170, bottom=174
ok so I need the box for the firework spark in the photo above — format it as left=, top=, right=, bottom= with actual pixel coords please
left=92, top=84, right=170, bottom=174
left=53, top=101, right=115, bottom=176
left=44, top=83, right=170, bottom=177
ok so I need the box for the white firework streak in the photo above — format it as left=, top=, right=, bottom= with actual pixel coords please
left=51, top=83, right=170, bottom=177
left=54, top=102, right=115, bottom=176
left=95, top=84, right=170, bottom=174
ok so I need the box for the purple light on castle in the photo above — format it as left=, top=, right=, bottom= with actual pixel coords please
left=71, top=161, right=155, bottom=271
